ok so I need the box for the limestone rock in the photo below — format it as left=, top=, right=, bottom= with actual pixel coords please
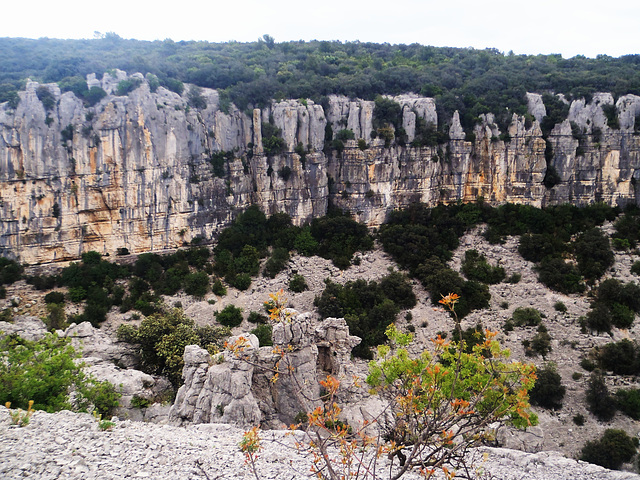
left=170, top=315, right=361, bottom=428
left=1, top=75, right=640, bottom=264
left=0, top=315, right=47, bottom=341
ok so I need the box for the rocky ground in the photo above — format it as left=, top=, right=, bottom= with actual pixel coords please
left=1, top=407, right=638, bottom=480
left=2, top=225, right=640, bottom=476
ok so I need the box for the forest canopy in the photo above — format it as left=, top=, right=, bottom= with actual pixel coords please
left=2, top=36, right=640, bottom=130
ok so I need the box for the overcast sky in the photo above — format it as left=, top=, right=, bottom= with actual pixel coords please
left=3, top=0, right=639, bottom=58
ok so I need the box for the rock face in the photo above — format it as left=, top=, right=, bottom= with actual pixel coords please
left=170, top=314, right=360, bottom=428
left=2, top=72, right=640, bottom=263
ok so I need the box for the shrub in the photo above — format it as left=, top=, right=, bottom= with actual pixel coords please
left=598, top=339, right=640, bottom=375
left=310, top=210, right=374, bottom=268
left=216, top=304, right=243, bottom=328
left=511, top=307, right=542, bottom=327
left=585, top=371, right=617, bottom=421
left=580, top=429, right=637, bottom=470
left=247, top=311, right=268, bottom=324
left=0, top=333, right=119, bottom=414
left=288, top=273, right=308, bottom=293
left=553, top=301, right=567, bottom=313
left=573, top=228, right=614, bottom=280
left=45, top=303, right=67, bottom=331
left=44, top=291, right=65, bottom=304
left=0, top=257, right=23, bottom=285
left=535, top=255, right=585, bottom=294
left=573, top=413, right=585, bottom=426
left=116, top=308, right=227, bottom=388
left=529, top=363, right=565, bottom=410
left=183, top=271, right=210, bottom=298
left=263, top=247, right=290, bottom=278
left=211, top=278, right=227, bottom=296
left=250, top=324, right=273, bottom=347
left=632, top=261, right=640, bottom=276
left=315, top=276, right=404, bottom=359
left=461, top=249, right=505, bottom=284
left=616, top=388, right=640, bottom=420
left=231, top=273, right=252, bottom=291
left=525, top=324, right=552, bottom=358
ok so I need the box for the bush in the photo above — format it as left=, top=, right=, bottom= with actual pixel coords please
left=573, top=228, right=614, bottom=280
left=525, top=324, right=552, bottom=358
left=288, top=274, right=308, bottom=293
left=573, top=413, right=585, bottom=426
left=250, top=324, right=273, bottom=347
left=211, top=278, right=227, bottom=296
left=535, top=255, right=585, bottom=294
left=0, top=257, right=23, bottom=285
left=231, top=273, right=252, bottom=291
left=247, top=311, right=268, bottom=324
left=216, top=304, right=243, bottom=328
left=598, top=339, right=640, bottom=375
left=45, top=303, right=67, bottom=331
left=461, top=249, right=505, bottom=284
left=263, top=248, right=290, bottom=278
left=585, top=371, right=617, bottom=421
left=529, top=363, right=565, bottom=410
left=0, top=333, right=119, bottom=414
left=183, top=271, right=210, bottom=298
left=580, top=429, right=637, bottom=470
left=553, top=301, right=567, bottom=313
left=616, top=388, right=640, bottom=420
left=44, top=291, right=65, bottom=304
left=116, top=308, right=228, bottom=388
left=315, top=276, right=403, bottom=359
left=511, top=307, right=542, bottom=327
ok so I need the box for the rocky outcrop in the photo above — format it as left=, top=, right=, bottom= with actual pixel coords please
left=3, top=407, right=639, bottom=480
left=2, top=72, right=640, bottom=263
left=170, top=314, right=360, bottom=428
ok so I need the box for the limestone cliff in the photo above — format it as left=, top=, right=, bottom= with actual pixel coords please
left=1, top=71, right=640, bottom=263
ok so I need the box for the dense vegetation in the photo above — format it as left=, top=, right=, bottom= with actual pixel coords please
left=314, top=272, right=416, bottom=359
left=2, top=36, right=640, bottom=133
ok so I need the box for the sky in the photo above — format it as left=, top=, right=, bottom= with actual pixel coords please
left=3, top=0, right=639, bottom=58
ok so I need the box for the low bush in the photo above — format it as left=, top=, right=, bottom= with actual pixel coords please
left=44, top=291, right=65, bottom=304
left=250, top=324, right=273, bottom=347
left=585, top=371, right=617, bottom=421
left=616, top=388, right=640, bottom=420
left=263, top=247, right=290, bottom=278
left=529, top=363, right=565, bottom=410
left=211, top=278, right=227, bottom=296
left=511, top=307, right=542, bottom=327
left=580, top=429, right=638, bottom=470
left=0, top=257, right=23, bottom=285
left=183, top=271, right=210, bottom=298
left=0, top=333, right=120, bottom=415
left=598, top=339, right=640, bottom=375
left=314, top=272, right=415, bottom=358
left=247, top=311, right=268, bottom=324
left=553, top=301, right=567, bottom=313
left=461, top=249, right=505, bottom=284
left=216, top=304, right=243, bottom=328
left=288, top=273, right=308, bottom=293
left=117, top=308, right=229, bottom=387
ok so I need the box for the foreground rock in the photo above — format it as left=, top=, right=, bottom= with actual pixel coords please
left=170, top=314, right=361, bottom=428
left=1, top=408, right=637, bottom=480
